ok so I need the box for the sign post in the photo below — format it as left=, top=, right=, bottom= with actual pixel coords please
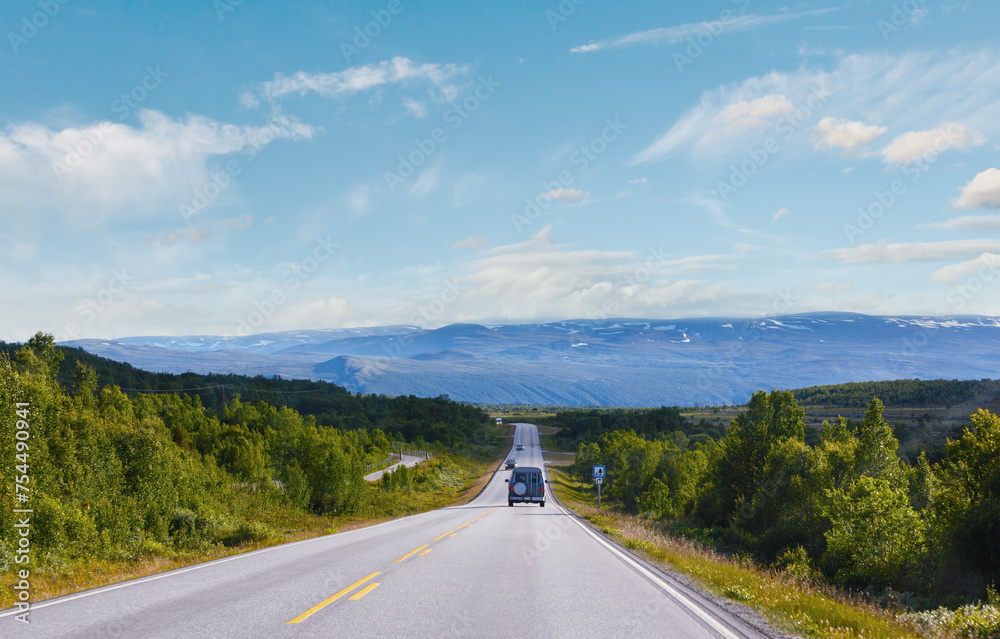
left=593, top=465, right=605, bottom=511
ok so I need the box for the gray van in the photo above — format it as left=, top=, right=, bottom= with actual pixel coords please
left=506, top=466, right=545, bottom=507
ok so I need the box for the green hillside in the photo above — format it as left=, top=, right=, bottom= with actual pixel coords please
left=0, top=334, right=500, bottom=607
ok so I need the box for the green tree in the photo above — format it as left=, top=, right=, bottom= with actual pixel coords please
left=855, top=398, right=901, bottom=481
left=15, top=332, right=64, bottom=378
left=711, top=390, right=806, bottom=525
left=823, top=475, right=925, bottom=587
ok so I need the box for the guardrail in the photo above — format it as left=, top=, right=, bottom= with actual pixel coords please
left=364, top=450, right=430, bottom=474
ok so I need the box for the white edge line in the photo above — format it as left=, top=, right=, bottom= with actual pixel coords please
left=1, top=427, right=521, bottom=619
left=558, top=504, right=742, bottom=639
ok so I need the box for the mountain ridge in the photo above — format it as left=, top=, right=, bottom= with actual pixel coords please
left=62, top=312, right=1000, bottom=406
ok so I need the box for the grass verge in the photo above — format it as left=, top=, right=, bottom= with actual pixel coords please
left=546, top=465, right=926, bottom=639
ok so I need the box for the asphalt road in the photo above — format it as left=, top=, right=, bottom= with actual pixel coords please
left=363, top=453, right=428, bottom=482
left=2, top=424, right=773, bottom=639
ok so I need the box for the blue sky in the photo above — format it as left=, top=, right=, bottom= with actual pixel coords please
left=2, top=0, right=1000, bottom=340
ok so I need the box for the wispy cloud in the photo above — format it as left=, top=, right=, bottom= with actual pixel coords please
left=242, top=57, right=470, bottom=106
left=929, top=253, right=1000, bottom=283
left=145, top=215, right=255, bottom=246
left=821, top=239, right=1000, bottom=263
left=453, top=236, right=488, bottom=250
left=919, top=213, right=1000, bottom=231
left=772, top=207, right=791, bottom=222
left=632, top=49, right=1000, bottom=165
left=538, top=188, right=589, bottom=203
left=401, top=97, right=428, bottom=118
left=570, top=9, right=835, bottom=54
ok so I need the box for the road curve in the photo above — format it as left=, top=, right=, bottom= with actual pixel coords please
left=2, top=423, right=774, bottom=639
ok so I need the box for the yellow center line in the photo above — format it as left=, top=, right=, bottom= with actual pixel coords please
left=449, top=533, right=457, bottom=537
left=348, top=583, right=381, bottom=600
left=287, top=571, right=381, bottom=624
left=433, top=530, right=453, bottom=541
left=419, top=548, right=433, bottom=555
left=392, top=544, right=429, bottom=563
left=455, top=523, right=470, bottom=530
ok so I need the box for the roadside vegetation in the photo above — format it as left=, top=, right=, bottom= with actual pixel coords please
left=0, top=334, right=503, bottom=608
left=546, top=388, right=1000, bottom=639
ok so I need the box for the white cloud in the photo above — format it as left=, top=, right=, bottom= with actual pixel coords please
left=451, top=171, right=492, bottom=208
left=797, top=42, right=845, bottom=57
left=909, top=8, right=930, bottom=25
left=401, top=97, right=428, bottom=118
left=708, top=95, right=795, bottom=140
left=0, top=109, right=315, bottom=224
left=348, top=183, right=371, bottom=212
left=266, top=297, right=354, bottom=330
left=410, top=160, right=443, bottom=199
left=929, top=253, right=1000, bottom=283
left=144, top=215, right=254, bottom=246
left=955, top=168, right=1000, bottom=209
left=243, top=57, right=470, bottom=105
left=570, top=9, right=834, bottom=54
left=533, top=224, right=556, bottom=244
left=816, top=282, right=854, bottom=292
left=881, top=123, right=985, bottom=165
left=821, top=239, right=1000, bottom=263
left=456, top=240, right=744, bottom=320
left=921, top=213, right=1000, bottom=231
left=538, top=188, right=589, bottom=203
left=633, top=50, right=1000, bottom=164
left=453, top=237, right=488, bottom=250
left=772, top=207, right=791, bottom=222
left=627, top=178, right=647, bottom=185
left=814, top=117, right=887, bottom=155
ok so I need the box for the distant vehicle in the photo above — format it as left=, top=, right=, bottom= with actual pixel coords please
left=505, top=458, right=517, bottom=469
left=515, top=444, right=524, bottom=451
left=506, top=466, right=545, bottom=507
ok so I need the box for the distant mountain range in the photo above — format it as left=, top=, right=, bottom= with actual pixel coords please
left=61, top=313, right=1000, bottom=406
